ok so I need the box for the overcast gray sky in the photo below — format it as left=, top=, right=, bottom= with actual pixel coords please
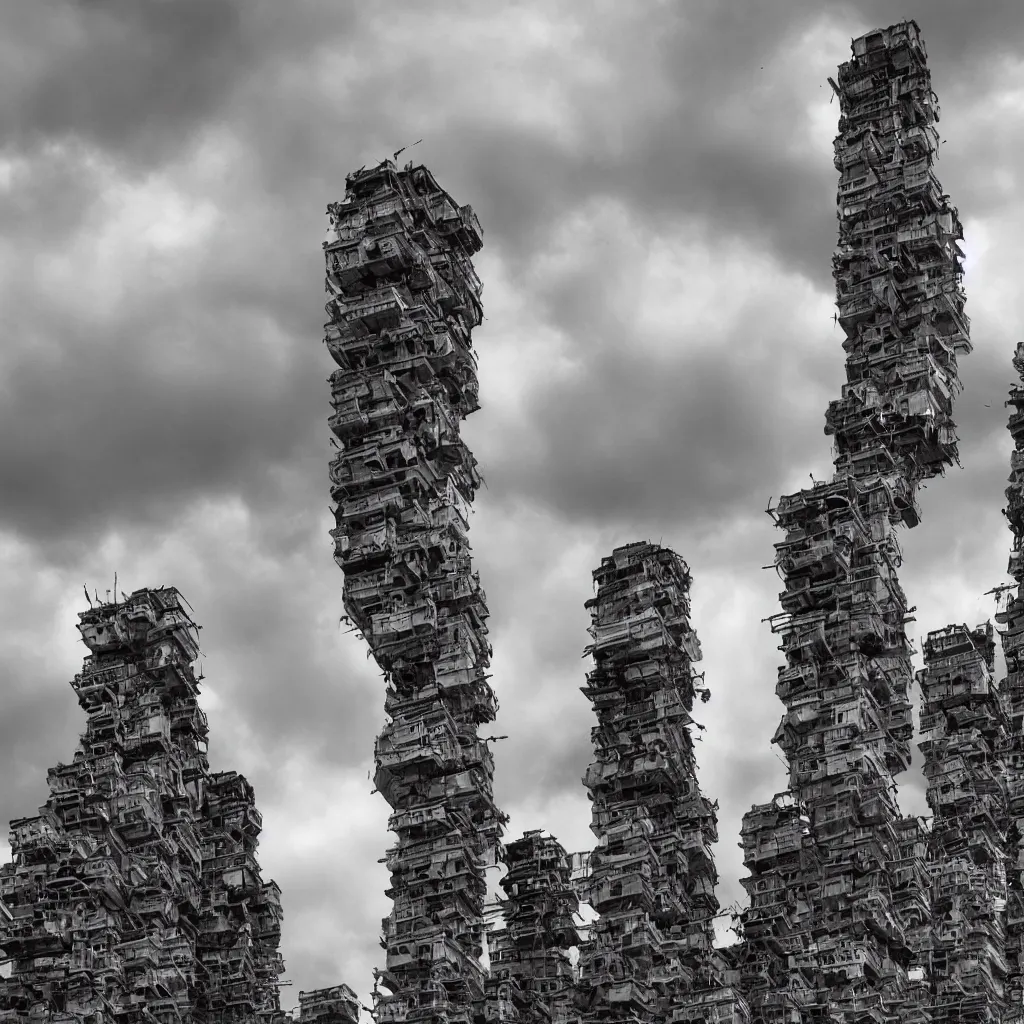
left=1, top=0, right=1022, bottom=1012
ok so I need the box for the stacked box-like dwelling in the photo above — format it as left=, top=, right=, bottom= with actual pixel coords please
left=740, top=19, right=970, bottom=1022
left=486, top=831, right=581, bottom=1024
left=298, top=983, right=362, bottom=1024
left=998, top=340, right=1024, bottom=1021
left=576, top=543, right=748, bottom=1024
left=323, top=160, right=505, bottom=1024
left=0, top=588, right=288, bottom=1024
left=736, top=793, right=819, bottom=1021
left=916, top=623, right=1008, bottom=1021
left=892, top=814, right=932, bottom=1010
left=200, top=770, right=287, bottom=1021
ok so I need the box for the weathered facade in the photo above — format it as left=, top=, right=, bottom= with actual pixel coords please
left=740, top=18, right=971, bottom=1023
left=0, top=588, right=288, bottom=1024
left=322, top=160, right=505, bottom=1024
left=917, top=623, right=1008, bottom=1021
left=575, top=543, right=747, bottom=1024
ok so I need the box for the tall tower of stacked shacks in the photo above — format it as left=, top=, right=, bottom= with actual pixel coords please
left=322, top=160, right=505, bottom=1024
left=485, top=830, right=581, bottom=1024
left=576, top=543, right=748, bottom=1024
left=0, top=588, right=289, bottom=1023
left=997, top=342, right=1024, bottom=1022
left=916, top=623, right=1008, bottom=1021
left=739, top=19, right=971, bottom=1023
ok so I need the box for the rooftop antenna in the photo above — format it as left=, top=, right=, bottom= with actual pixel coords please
left=393, top=139, right=423, bottom=162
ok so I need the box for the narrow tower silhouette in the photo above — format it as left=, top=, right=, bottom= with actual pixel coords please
left=740, top=19, right=971, bottom=1022
left=323, top=160, right=505, bottom=1024
left=576, top=543, right=746, bottom=1024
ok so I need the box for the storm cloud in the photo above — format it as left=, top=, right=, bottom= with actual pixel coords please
left=0, top=0, right=1022, bottom=1008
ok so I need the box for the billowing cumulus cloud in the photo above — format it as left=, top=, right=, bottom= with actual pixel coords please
left=1, top=0, right=1023, bottom=1011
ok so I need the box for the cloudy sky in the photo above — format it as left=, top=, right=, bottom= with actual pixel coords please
left=2, top=0, right=1024, bottom=1012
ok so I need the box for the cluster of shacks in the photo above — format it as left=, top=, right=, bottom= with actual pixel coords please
left=917, top=624, right=1008, bottom=1021
left=318, top=155, right=745, bottom=1024
left=0, top=588, right=296, bottom=1023
left=734, top=18, right=975, bottom=1024
left=322, top=161, right=505, bottom=1024
left=6, top=15, right=1024, bottom=1024
left=485, top=831, right=580, bottom=1024
left=1001, top=340, right=1024, bottom=1023
left=575, top=544, right=746, bottom=1024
